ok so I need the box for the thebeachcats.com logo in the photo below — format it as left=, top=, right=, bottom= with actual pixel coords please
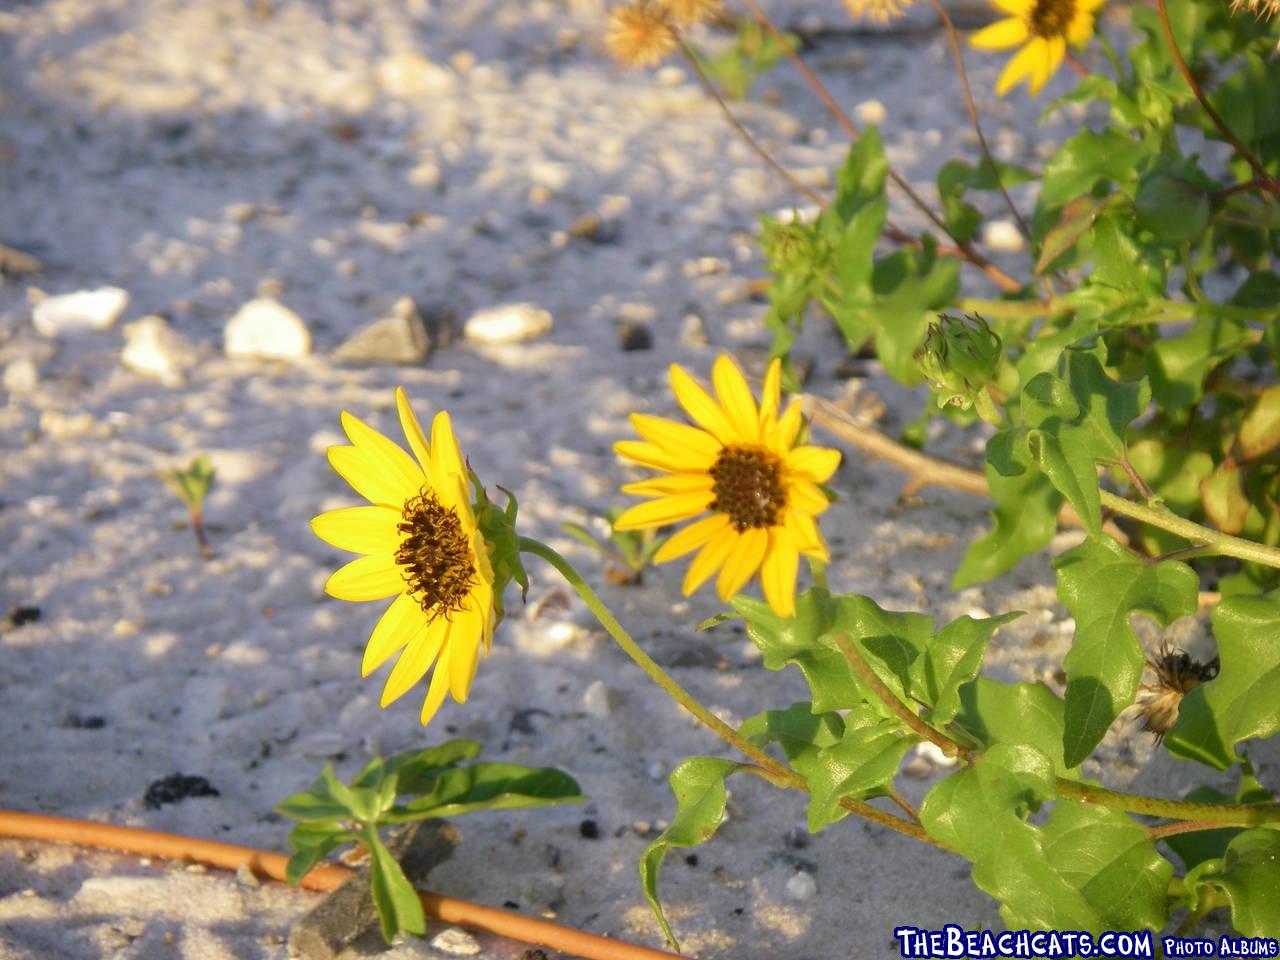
left=893, top=926, right=1280, bottom=959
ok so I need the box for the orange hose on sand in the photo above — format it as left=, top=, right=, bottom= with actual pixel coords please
left=0, top=810, right=682, bottom=960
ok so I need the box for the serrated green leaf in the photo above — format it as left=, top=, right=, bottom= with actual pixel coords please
left=1036, top=128, right=1153, bottom=218
left=641, top=758, right=743, bottom=950
left=1054, top=539, right=1199, bottom=767
left=1028, top=427, right=1103, bottom=538
left=393, top=763, right=582, bottom=821
left=954, top=677, right=1080, bottom=777
left=1089, top=208, right=1169, bottom=299
left=1135, top=173, right=1210, bottom=244
left=915, top=612, right=1023, bottom=725
left=835, top=126, right=887, bottom=218
left=922, top=744, right=1171, bottom=932
left=1167, top=595, right=1280, bottom=770
left=1146, top=316, right=1252, bottom=410
left=871, top=246, right=961, bottom=385
left=740, top=702, right=844, bottom=765
left=367, top=829, right=426, bottom=941
left=953, top=429, right=1064, bottom=588
left=1185, top=830, right=1280, bottom=937
left=804, top=704, right=913, bottom=832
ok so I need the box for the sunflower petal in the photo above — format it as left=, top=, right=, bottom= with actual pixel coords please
left=790, top=479, right=831, bottom=515
left=711, top=355, right=760, bottom=443
left=787, top=510, right=830, bottom=562
left=683, top=526, right=739, bottom=595
left=653, top=513, right=730, bottom=563
left=993, top=0, right=1032, bottom=15
left=970, top=16, right=1028, bottom=49
left=614, top=440, right=696, bottom=474
left=621, top=473, right=715, bottom=497
left=363, top=595, right=434, bottom=676
left=669, top=364, right=736, bottom=445
left=381, top=618, right=450, bottom=707
left=715, top=526, right=768, bottom=601
left=786, top=447, right=842, bottom=483
left=1035, top=35, right=1066, bottom=93
left=759, top=359, right=783, bottom=423
left=996, top=38, right=1043, bottom=96
left=325, top=555, right=405, bottom=602
left=1067, top=10, right=1094, bottom=44
left=773, top=401, right=805, bottom=450
left=614, top=492, right=713, bottom=530
left=311, top=506, right=403, bottom=556
left=340, top=412, right=424, bottom=499
left=328, top=446, right=412, bottom=508
left=448, top=626, right=481, bottom=701
left=418, top=650, right=453, bottom=726
left=761, top=534, right=800, bottom=618
left=629, top=413, right=721, bottom=464
left=395, top=387, right=435, bottom=478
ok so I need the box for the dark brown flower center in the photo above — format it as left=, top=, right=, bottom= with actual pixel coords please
left=1138, top=644, right=1219, bottom=743
left=710, top=445, right=788, bottom=532
left=395, top=488, right=476, bottom=620
left=1029, top=0, right=1075, bottom=38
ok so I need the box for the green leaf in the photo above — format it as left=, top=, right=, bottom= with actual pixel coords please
left=871, top=244, right=961, bottom=385
left=284, top=819, right=352, bottom=885
left=1146, top=315, right=1252, bottom=410
left=394, top=762, right=582, bottom=821
left=641, top=758, right=743, bottom=950
left=1054, top=538, right=1199, bottom=767
left=322, top=765, right=381, bottom=823
left=921, top=744, right=1171, bottom=931
left=953, top=429, right=1063, bottom=588
left=1163, top=775, right=1274, bottom=870
left=367, top=829, right=427, bottom=941
left=915, top=612, right=1023, bottom=725
left=390, top=740, right=483, bottom=794
left=1036, top=195, right=1103, bottom=275
left=1036, top=128, right=1152, bottom=219
left=1088, top=207, right=1168, bottom=299
left=803, top=704, right=913, bottom=832
left=276, top=784, right=357, bottom=823
left=835, top=126, right=887, bottom=219
left=954, top=678, right=1080, bottom=777
left=1201, top=464, right=1251, bottom=535
left=1167, top=595, right=1280, bottom=770
left=1186, top=830, right=1280, bottom=937
left=1135, top=173, right=1210, bottom=244
left=1239, top=385, right=1280, bottom=461
left=740, top=702, right=844, bottom=766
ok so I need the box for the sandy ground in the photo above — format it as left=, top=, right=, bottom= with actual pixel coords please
left=0, top=1, right=1270, bottom=957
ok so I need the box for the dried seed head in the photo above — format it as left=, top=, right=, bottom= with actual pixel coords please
left=395, top=488, right=478, bottom=621
left=1230, top=0, right=1280, bottom=19
left=842, top=0, right=912, bottom=24
left=606, top=3, right=679, bottom=68
left=656, top=0, right=723, bottom=27
left=1136, top=641, right=1219, bottom=743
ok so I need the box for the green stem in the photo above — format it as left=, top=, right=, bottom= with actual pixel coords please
left=517, top=537, right=947, bottom=849
left=1099, top=491, right=1280, bottom=570
left=1057, top=780, right=1280, bottom=826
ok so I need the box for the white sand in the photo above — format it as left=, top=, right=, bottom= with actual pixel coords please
left=1, top=1, right=1267, bottom=957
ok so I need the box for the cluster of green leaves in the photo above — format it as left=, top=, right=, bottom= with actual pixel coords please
left=651, top=0, right=1280, bottom=943
left=642, top=589, right=1280, bottom=949
left=690, top=19, right=798, bottom=100
left=562, top=508, right=669, bottom=585
left=277, top=741, right=581, bottom=942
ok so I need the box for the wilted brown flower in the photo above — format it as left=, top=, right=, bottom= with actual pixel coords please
left=1136, top=641, right=1219, bottom=744
left=656, top=0, right=723, bottom=27
left=1230, top=0, right=1280, bottom=19
left=842, top=0, right=912, bottom=24
left=606, top=3, right=679, bottom=67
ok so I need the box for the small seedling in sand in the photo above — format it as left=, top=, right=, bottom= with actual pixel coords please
left=561, top=509, right=669, bottom=585
left=277, top=741, right=581, bottom=942
left=161, top=455, right=215, bottom=556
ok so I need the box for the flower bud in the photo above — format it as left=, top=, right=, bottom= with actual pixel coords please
left=914, top=313, right=1002, bottom=410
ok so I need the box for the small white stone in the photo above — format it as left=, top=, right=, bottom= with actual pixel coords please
left=377, top=52, right=454, bottom=98
left=786, top=870, right=818, bottom=901
left=646, top=760, right=666, bottom=782
left=430, top=927, right=482, bottom=956
left=295, top=732, right=346, bottom=759
left=33, top=287, right=129, bottom=336
left=915, top=741, right=959, bottom=767
left=3, top=357, right=38, bottom=393
left=464, top=303, right=553, bottom=344
left=982, top=219, right=1024, bottom=254
left=224, top=298, right=311, bottom=359
left=854, top=99, right=887, bottom=126
left=235, top=864, right=260, bottom=887
left=39, top=410, right=95, bottom=439
left=582, top=680, right=622, bottom=719
left=121, top=316, right=198, bottom=383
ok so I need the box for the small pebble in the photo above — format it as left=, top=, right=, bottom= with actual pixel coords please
left=786, top=870, right=818, bottom=901
left=430, top=927, right=483, bottom=956
left=33, top=287, right=129, bottom=336
left=7, top=606, right=40, bottom=628
left=581, top=680, right=621, bottom=719
left=223, top=298, right=311, bottom=359
left=333, top=296, right=433, bottom=364
left=121, top=315, right=198, bottom=383
left=464, top=303, right=553, bottom=344
left=618, top=321, right=652, bottom=352
left=3, top=357, right=38, bottom=393
left=579, top=819, right=600, bottom=840
left=854, top=100, right=887, bottom=126
left=915, top=741, right=959, bottom=767
left=982, top=219, right=1024, bottom=254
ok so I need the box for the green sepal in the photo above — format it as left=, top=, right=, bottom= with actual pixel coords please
left=470, top=471, right=529, bottom=620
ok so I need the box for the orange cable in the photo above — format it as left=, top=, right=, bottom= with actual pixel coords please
left=0, top=809, right=682, bottom=960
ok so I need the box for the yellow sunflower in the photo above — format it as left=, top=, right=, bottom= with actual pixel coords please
left=614, top=356, right=839, bottom=618
left=311, top=389, right=496, bottom=726
left=970, top=0, right=1104, bottom=96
